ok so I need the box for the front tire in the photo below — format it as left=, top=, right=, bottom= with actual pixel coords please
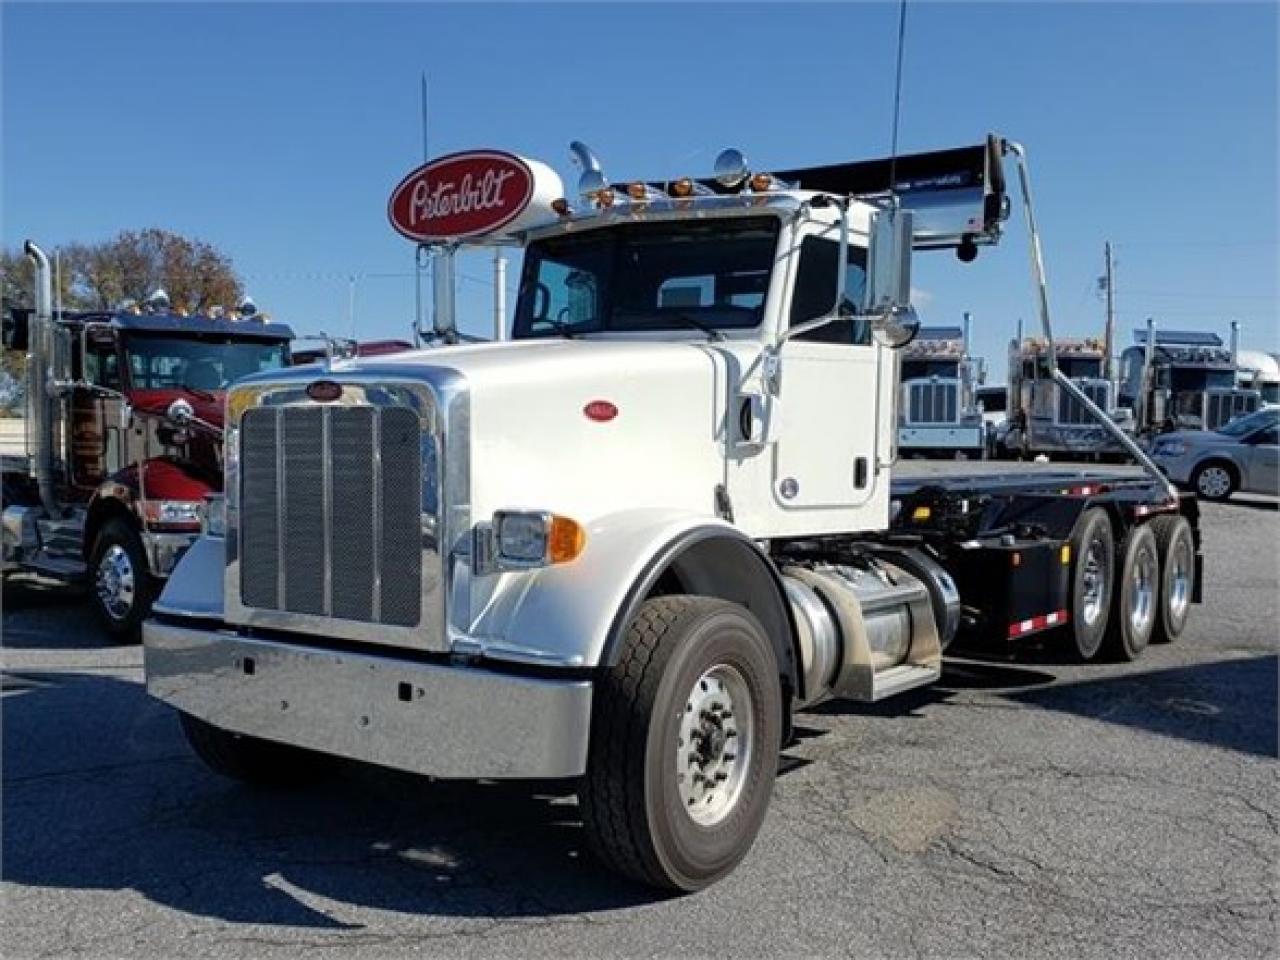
left=179, top=712, right=330, bottom=786
left=579, top=596, right=783, bottom=892
left=89, top=518, right=157, bottom=643
left=1191, top=460, right=1236, bottom=501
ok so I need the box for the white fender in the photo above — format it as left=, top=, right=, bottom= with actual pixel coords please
left=461, top=508, right=742, bottom=669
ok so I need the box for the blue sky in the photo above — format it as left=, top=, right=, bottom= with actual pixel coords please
left=3, top=2, right=1277, bottom=371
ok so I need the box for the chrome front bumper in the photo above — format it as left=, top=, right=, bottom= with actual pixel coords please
left=144, top=620, right=593, bottom=779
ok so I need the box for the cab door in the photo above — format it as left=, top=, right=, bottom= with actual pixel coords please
left=769, top=232, right=880, bottom=516
left=69, top=331, right=125, bottom=494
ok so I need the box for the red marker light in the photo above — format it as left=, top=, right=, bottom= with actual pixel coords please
left=584, top=400, right=618, bottom=422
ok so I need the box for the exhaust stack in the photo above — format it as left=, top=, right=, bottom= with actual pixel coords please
left=1229, top=319, right=1240, bottom=367
left=23, top=240, right=60, bottom=518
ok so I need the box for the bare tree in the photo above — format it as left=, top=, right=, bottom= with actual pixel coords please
left=3, top=229, right=243, bottom=314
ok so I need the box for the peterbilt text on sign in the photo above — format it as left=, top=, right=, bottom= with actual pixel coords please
left=388, top=151, right=535, bottom=241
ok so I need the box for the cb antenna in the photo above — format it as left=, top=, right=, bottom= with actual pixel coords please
left=886, top=0, right=909, bottom=199
left=414, top=72, right=431, bottom=347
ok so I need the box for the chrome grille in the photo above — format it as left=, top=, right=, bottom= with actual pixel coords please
left=1204, top=390, right=1259, bottom=430
left=1057, top=380, right=1110, bottom=425
left=239, top=404, right=422, bottom=626
left=906, top=381, right=958, bottom=424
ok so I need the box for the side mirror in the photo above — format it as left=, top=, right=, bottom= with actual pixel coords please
left=166, top=398, right=195, bottom=426
left=864, top=207, right=919, bottom=349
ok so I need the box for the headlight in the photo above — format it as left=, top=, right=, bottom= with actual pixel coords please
left=483, top=511, right=587, bottom=571
left=142, top=499, right=204, bottom=530
left=202, top=494, right=226, bottom=537
left=1154, top=439, right=1187, bottom=457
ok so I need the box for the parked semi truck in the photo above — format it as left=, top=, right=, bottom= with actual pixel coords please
left=1, top=268, right=294, bottom=638
left=139, top=136, right=1201, bottom=892
left=1119, top=321, right=1260, bottom=436
left=1002, top=335, right=1125, bottom=459
left=1235, top=349, right=1279, bottom=410
left=896, top=315, right=988, bottom=458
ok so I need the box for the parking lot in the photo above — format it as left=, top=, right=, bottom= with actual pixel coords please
left=2, top=468, right=1277, bottom=960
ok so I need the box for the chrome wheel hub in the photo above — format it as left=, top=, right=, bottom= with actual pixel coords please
left=1197, top=466, right=1231, bottom=498
left=1129, top=545, right=1157, bottom=635
left=676, top=664, right=753, bottom=827
left=95, top=544, right=135, bottom=621
left=1081, top=539, right=1108, bottom=626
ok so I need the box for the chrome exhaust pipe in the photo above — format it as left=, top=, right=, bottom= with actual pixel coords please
left=23, top=240, right=60, bottom=518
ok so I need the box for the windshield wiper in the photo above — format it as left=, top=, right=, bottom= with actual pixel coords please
left=670, top=313, right=724, bottom=342
left=531, top=317, right=577, bottom=339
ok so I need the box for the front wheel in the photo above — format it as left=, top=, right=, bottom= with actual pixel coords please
left=579, top=596, right=783, bottom=892
left=1191, top=461, right=1236, bottom=501
left=180, top=712, right=330, bottom=786
left=89, top=518, right=157, bottom=643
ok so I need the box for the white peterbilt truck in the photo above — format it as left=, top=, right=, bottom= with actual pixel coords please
left=138, top=135, right=1202, bottom=892
left=896, top=315, right=988, bottom=458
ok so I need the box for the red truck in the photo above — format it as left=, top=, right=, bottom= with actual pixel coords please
left=2, top=241, right=294, bottom=638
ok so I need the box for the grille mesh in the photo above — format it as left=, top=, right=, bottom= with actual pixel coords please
left=1057, top=382, right=1110, bottom=425
left=239, top=404, right=423, bottom=626
left=907, top=382, right=958, bottom=424
left=1205, top=391, right=1259, bottom=430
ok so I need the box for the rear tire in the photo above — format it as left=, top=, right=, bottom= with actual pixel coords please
left=89, top=518, right=157, bottom=643
left=1148, top=515, right=1195, bottom=643
left=179, top=712, right=330, bottom=786
left=579, top=596, right=783, bottom=892
left=1103, top=524, right=1159, bottom=661
left=1067, top=508, right=1114, bottom=661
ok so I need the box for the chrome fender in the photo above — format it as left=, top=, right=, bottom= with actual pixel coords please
left=153, top=534, right=225, bottom=620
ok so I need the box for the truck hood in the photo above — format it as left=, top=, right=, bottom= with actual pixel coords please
left=350, top=336, right=738, bottom=389
left=129, top=389, right=226, bottom=429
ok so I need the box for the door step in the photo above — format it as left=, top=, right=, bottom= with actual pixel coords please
left=869, top=663, right=940, bottom=701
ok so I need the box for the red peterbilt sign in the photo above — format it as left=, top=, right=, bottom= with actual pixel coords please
left=388, top=150, right=535, bottom=242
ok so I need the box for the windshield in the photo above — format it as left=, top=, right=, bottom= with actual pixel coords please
left=124, top=334, right=290, bottom=392
left=1261, top=383, right=1279, bottom=405
left=1217, top=408, right=1277, bottom=437
left=513, top=217, right=781, bottom=338
left=903, top=360, right=959, bottom=379
left=1060, top=357, right=1103, bottom=379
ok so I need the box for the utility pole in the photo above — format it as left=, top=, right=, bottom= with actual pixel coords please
left=1102, top=241, right=1115, bottom=391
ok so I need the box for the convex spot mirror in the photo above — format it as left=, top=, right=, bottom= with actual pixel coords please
left=166, top=398, right=195, bottom=425
left=864, top=207, right=919, bottom=349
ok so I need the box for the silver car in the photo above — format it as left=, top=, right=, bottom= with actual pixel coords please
left=1150, top=407, right=1279, bottom=500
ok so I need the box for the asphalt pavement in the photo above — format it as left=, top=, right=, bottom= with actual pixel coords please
left=3, top=469, right=1277, bottom=959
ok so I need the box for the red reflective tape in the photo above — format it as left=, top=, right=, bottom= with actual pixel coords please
left=1008, top=609, right=1071, bottom=638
